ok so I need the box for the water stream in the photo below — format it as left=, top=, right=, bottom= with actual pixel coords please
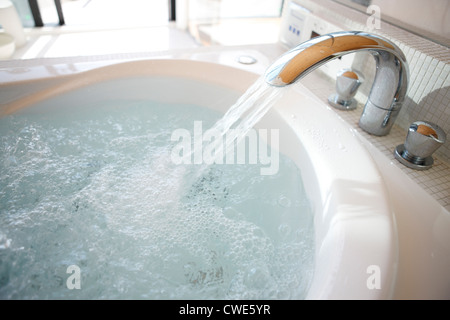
left=181, top=76, right=288, bottom=185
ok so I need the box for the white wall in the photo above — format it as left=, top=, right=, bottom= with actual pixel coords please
left=373, top=0, right=450, bottom=39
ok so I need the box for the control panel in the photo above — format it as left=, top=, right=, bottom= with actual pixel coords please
left=279, top=2, right=312, bottom=46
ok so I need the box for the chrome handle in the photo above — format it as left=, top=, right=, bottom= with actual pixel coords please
left=394, top=121, right=446, bottom=170
left=328, top=69, right=363, bottom=110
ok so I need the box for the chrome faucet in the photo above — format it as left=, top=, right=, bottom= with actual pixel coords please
left=265, top=31, right=409, bottom=136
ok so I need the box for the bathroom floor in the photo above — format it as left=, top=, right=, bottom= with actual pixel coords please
left=10, top=0, right=281, bottom=60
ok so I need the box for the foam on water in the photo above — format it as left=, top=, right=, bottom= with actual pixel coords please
left=0, top=82, right=314, bottom=299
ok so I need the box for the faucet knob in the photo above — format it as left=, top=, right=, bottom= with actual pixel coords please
left=394, top=121, right=446, bottom=170
left=328, top=69, right=363, bottom=110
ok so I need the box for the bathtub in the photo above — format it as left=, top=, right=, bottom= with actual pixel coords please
left=0, top=58, right=397, bottom=299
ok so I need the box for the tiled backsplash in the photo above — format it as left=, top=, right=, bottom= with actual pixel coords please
left=301, top=70, right=450, bottom=211
left=293, top=0, right=450, bottom=164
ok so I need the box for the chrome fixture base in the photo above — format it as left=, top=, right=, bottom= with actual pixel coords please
left=328, top=94, right=358, bottom=110
left=394, top=144, right=434, bottom=170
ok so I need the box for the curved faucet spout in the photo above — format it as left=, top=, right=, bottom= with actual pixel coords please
left=265, top=31, right=409, bottom=136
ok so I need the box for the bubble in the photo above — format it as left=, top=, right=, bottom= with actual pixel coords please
left=244, top=266, right=272, bottom=289
left=223, top=207, right=242, bottom=220
left=278, top=195, right=292, bottom=207
left=278, top=224, right=292, bottom=239
left=0, top=95, right=314, bottom=300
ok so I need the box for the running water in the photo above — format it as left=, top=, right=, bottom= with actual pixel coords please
left=0, top=76, right=314, bottom=299
left=202, top=77, right=287, bottom=162
left=208, top=78, right=283, bottom=136
left=182, top=76, right=287, bottom=183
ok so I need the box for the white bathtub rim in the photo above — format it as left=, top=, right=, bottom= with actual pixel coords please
left=0, top=58, right=398, bottom=300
